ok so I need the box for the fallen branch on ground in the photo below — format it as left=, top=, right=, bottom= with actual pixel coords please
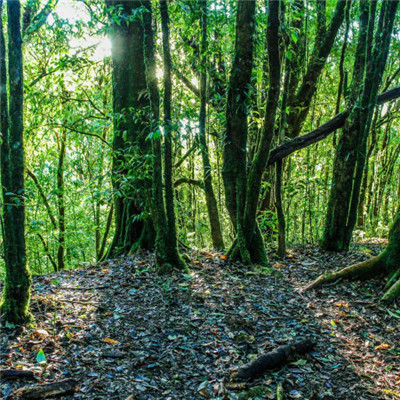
left=13, top=379, right=77, bottom=399
left=233, top=339, right=316, bottom=380
left=0, top=369, right=35, bottom=380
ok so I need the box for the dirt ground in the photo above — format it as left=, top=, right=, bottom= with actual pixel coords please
left=1, top=244, right=399, bottom=399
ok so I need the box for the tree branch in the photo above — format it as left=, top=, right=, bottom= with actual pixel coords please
left=23, top=0, right=59, bottom=38
left=27, top=168, right=57, bottom=229
left=43, top=123, right=111, bottom=147
left=174, top=177, right=204, bottom=189
left=175, top=143, right=197, bottom=168
left=268, top=86, right=400, bottom=166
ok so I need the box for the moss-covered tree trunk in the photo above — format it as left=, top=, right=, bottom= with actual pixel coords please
left=198, top=0, right=224, bottom=250
left=105, top=0, right=155, bottom=259
left=305, top=205, right=400, bottom=303
left=285, top=0, right=347, bottom=139
left=261, top=0, right=345, bottom=256
left=0, top=0, right=31, bottom=324
left=322, top=0, right=398, bottom=251
left=222, top=0, right=257, bottom=261
left=223, top=0, right=281, bottom=265
left=223, top=0, right=256, bottom=232
left=56, top=129, right=66, bottom=271
left=143, top=0, right=185, bottom=273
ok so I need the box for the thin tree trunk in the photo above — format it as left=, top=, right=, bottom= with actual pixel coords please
left=198, top=0, right=224, bottom=250
left=26, top=168, right=57, bottom=229
left=275, top=161, right=286, bottom=257
left=160, top=0, right=175, bottom=242
left=97, top=203, right=113, bottom=261
left=286, top=0, right=347, bottom=138
left=56, top=130, right=66, bottom=271
left=143, top=0, right=185, bottom=272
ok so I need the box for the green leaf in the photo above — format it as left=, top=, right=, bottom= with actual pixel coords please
left=291, top=358, right=307, bottom=366
left=291, top=31, right=298, bottom=44
left=36, top=348, right=47, bottom=364
left=387, top=308, right=400, bottom=319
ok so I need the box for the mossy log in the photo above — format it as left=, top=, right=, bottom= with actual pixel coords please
left=234, top=339, right=316, bottom=380
left=13, top=379, right=77, bottom=399
left=0, top=369, right=35, bottom=380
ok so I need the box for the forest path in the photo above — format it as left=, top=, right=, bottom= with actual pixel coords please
left=1, top=246, right=399, bottom=399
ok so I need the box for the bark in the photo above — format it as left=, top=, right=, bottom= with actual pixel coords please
left=26, top=168, right=57, bottom=229
left=275, top=161, right=286, bottom=257
left=0, top=0, right=32, bottom=324
left=335, top=1, right=350, bottom=116
left=198, top=0, right=224, bottom=250
left=105, top=0, right=155, bottom=258
left=97, top=203, right=113, bottom=261
left=235, top=339, right=316, bottom=380
left=13, top=379, right=77, bottom=399
left=304, top=205, right=400, bottom=303
left=222, top=0, right=256, bottom=230
left=267, top=86, right=400, bottom=166
left=286, top=0, right=347, bottom=139
left=143, top=0, right=185, bottom=272
left=322, top=0, right=398, bottom=251
left=224, top=0, right=281, bottom=265
left=160, top=0, right=175, bottom=242
left=56, top=130, right=66, bottom=271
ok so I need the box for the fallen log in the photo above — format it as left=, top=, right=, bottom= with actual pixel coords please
left=13, top=379, right=77, bottom=399
left=234, top=339, right=316, bottom=380
left=0, top=369, right=35, bottom=380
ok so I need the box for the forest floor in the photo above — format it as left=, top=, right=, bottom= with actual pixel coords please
left=1, top=243, right=399, bottom=400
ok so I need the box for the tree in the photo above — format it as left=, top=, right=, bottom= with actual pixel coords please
left=223, top=0, right=281, bottom=264
left=272, top=0, right=347, bottom=255
left=0, top=0, right=32, bottom=324
left=143, top=0, right=186, bottom=272
left=304, top=204, right=400, bottom=302
left=105, top=0, right=155, bottom=258
left=322, top=0, right=399, bottom=251
left=198, top=0, right=224, bottom=250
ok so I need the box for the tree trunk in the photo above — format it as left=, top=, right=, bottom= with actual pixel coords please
left=105, top=0, right=155, bottom=259
left=56, top=129, right=66, bottom=271
left=222, top=0, right=256, bottom=231
left=275, top=161, right=286, bottom=257
left=143, top=0, right=185, bottom=272
left=0, top=0, right=31, bottom=324
left=224, top=0, right=281, bottom=265
left=286, top=0, right=347, bottom=139
left=322, top=0, right=398, bottom=251
left=198, top=0, right=224, bottom=250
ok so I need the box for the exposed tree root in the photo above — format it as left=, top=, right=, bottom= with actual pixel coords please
left=302, top=253, right=400, bottom=303
left=382, top=275, right=400, bottom=303
left=302, top=256, right=382, bottom=292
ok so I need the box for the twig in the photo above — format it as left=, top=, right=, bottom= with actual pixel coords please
left=58, top=286, right=108, bottom=290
